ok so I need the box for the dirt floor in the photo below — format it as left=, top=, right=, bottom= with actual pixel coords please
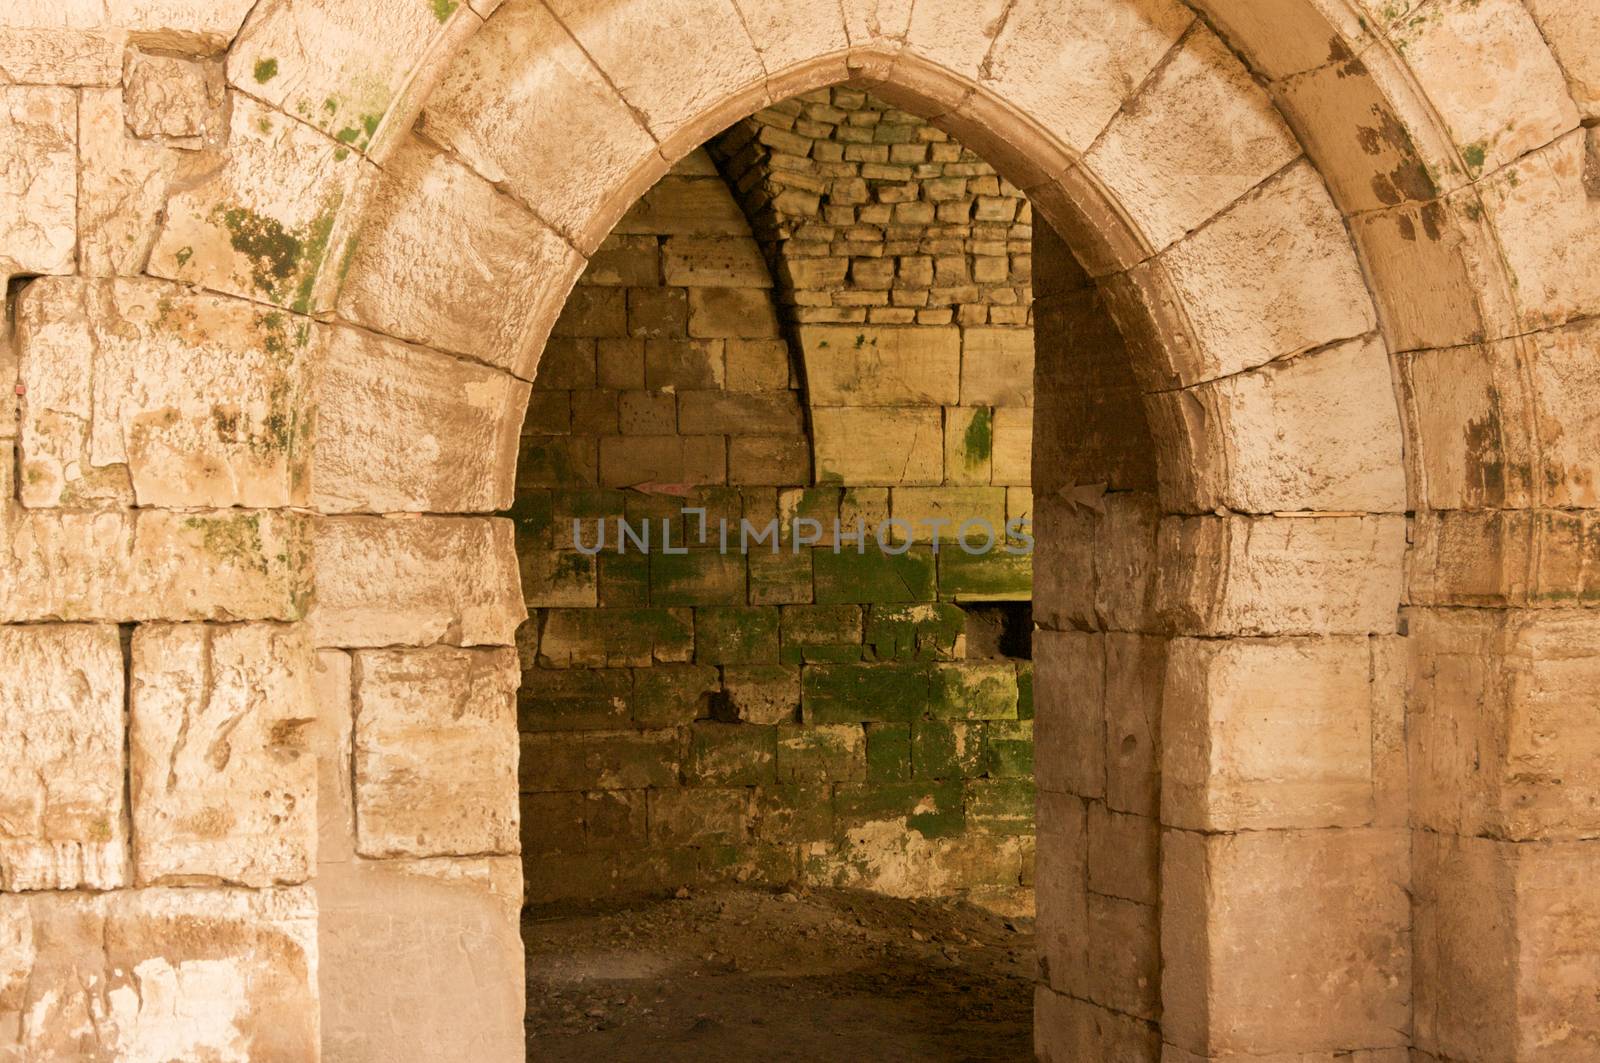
left=523, top=885, right=1037, bottom=1062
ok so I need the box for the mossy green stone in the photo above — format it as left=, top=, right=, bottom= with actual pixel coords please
left=930, top=663, right=1019, bottom=720
left=518, top=668, right=631, bottom=730
left=689, top=723, right=777, bottom=786
left=695, top=607, right=780, bottom=664
left=967, top=778, right=1036, bottom=835
left=814, top=547, right=936, bottom=604
left=865, top=723, right=913, bottom=783
left=865, top=602, right=966, bottom=660
left=937, top=551, right=1032, bottom=601
left=632, top=664, right=719, bottom=728
left=650, top=550, right=746, bottom=605
left=802, top=663, right=931, bottom=724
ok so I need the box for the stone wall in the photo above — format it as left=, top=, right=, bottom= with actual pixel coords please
left=516, top=148, right=1037, bottom=908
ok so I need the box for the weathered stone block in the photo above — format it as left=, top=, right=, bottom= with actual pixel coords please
left=520, top=666, right=633, bottom=732
left=130, top=623, right=316, bottom=886
left=1163, top=637, right=1381, bottom=831
left=649, top=787, right=751, bottom=846
left=309, top=515, right=525, bottom=648
left=799, top=325, right=961, bottom=405
left=696, top=607, right=780, bottom=664
left=631, top=665, right=719, bottom=728
left=18, top=279, right=313, bottom=509
left=937, top=549, right=1032, bottom=601
left=814, top=547, right=937, bottom=603
left=1162, top=827, right=1410, bottom=1057
left=149, top=92, right=364, bottom=314
left=352, top=646, right=520, bottom=858
left=123, top=49, right=225, bottom=144
left=967, top=777, right=1036, bottom=835
left=337, top=135, right=581, bottom=377
left=834, top=779, right=965, bottom=838
left=0, top=86, right=75, bottom=279
left=688, top=287, right=781, bottom=338
left=689, top=723, right=777, bottom=785
left=314, top=325, right=530, bottom=513
left=812, top=407, right=943, bottom=484
left=1033, top=630, right=1107, bottom=800
left=0, top=885, right=318, bottom=1061
left=865, top=602, right=966, bottom=660
left=804, top=662, right=931, bottom=724
left=961, top=328, right=1035, bottom=407
left=0, top=624, right=127, bottom=891
left=537, top=607, right=693, bottom=668
left=776, top=723, right=867, bottom=782
left=77, top=87, right=175, bottom=276
left=520, top=730, right=680, bottom=792
left=930, top=662, right=1020, bottom=720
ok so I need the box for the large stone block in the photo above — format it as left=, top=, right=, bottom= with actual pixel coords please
left=77, top=87, right=176, bottom=276
left=0, top=507, right=311, bottom=623
left=352, top=647, right=520, bottom=859
left=130, top=623, right=317, bottom=886
left=227, top=0, right=465, bottom=153
left=1033, top=630, right=1106, bottom=799
left=0, top=624, right=128, bottom=891
left=812, top=407, right=943, bottom=484
left=18, top=278, right=314, bottom=508
left=148, top=92, right=364, bottom=314
left=520, top=729, right=681, bottom=792
left=0, top=886, right=318, bottom=1061
left=1106, top=160, right=1377, bottom=389
left=1155, top=514, right=1406, bottom=636
left=318, top=856, right=524, bottom=1063
left=1163, top=637, right=1381, bottom=831
left=1413, top=832, right=1600, bottom=1062
left=799, top=325, right=962, bottom=406
left=1162, top=827, right=1411, bottom=1057
left=337, top=135, right=582, bottom=378
left=1410, top=608, right=1600, bottom=840
left=313, top=325, right=529, bottom=513
left=1085, top=24, right=1297, bottom=251
left=0, top=86, right=75, bottom=279
left=309, top=515, right=525, bottom=648
left=421, top=0, right=659, bottom=250
left=960, top=327, right=1034, bottom=407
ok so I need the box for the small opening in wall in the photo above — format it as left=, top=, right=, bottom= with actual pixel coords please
left=960, top=602, right=1033, bottom=661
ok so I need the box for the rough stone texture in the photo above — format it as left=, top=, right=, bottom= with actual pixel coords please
left=0, top=625, right=128, bottom=891
left=310, top=515, right=526, bottom=649
left=1162, top=827, right=1412, bottom=1057
left=336, top=134, right=582, bottom=378
left=0, top=886, right=319, bottom=1062
left=420, top=0, right=658, bottom=250
left=147, top=92, right=364, bottom=314
left=122, top=49, right=225, bottom=145
left=317, top=856, right=525, bottom=1063
left=313, top=326, right=530, bottom=514
left=77, top=87, right=176, bottom=276
left=0, top=86, right=75, bottom=281
left=18, top=279, right=314, bottom=509
left=353, top=647, right=520, bottom=858
left=130, top=623, right=317, bottom=887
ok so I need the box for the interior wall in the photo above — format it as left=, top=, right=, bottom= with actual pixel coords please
left=516, top=137, right=1043, bottom=910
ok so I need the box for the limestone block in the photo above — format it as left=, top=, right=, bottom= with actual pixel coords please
left=1086, top=893, right=1159, bottom=1020
left=812, top=407, right=943, bottom=484
left=122, top=49, right=225, bottom=145
left=614, top=166, right=754, bottom=239
left=1386, top=0, right=1578, bottom=179
left=1413, top=833, right=1600, bottom=1061
left=318, top=856, right=524, bottom=1062
left=0, top=886, right=318, bottom=1061
left=598, top=433, right=725, bottom=486
left=419, top=0, right=659, bottom=251
left=1034, top=986, right=1161, bottom=1063
left=663, top=236, right=774, bottom=287
left=1410, top=608, right=1600, bottom=840
left=1176, top=334, right=1408, bottom=513
left=313, top=649, right=355, bottom=864
left=1086, top=803, right=1157, bottom=906
left=314, top=325, right=529, bottom=513
left=1162, top=636, right=1379, bottom=831
left=1162, top=827, right=1411, bottom=1056
left=0, top=87, right=75, bottom=279
left=840, top=0, right=915, bottom=49
left=1086, top=25, right=1298, bottom=251
left=227, top=0, right=464, bottom=153
left=975, top=0, right=1192, bottom=153
left=77, top=88, right=176, bottom=276
left=960, top=327, right=1033, bottom=407
left=130, top=623, right=316, bottom=886
left=1480, top=130, right=1600, bottom=330
left=0, top=507, right=311, bottom=623
left=309, top=515, right=525, bottom=648
left=18, top=279, right=314, bottom=509
left=1525, top=0, right=1600, bottom=118
left=545, top=0, right=766, bottom=154
left=1033, top=630, right=1106, bottom=799
left=520, top=729, right=681, bottom=791
left=148, top=92, right=365, bottom=313
left=799, top=325, right=962, bottom=405
left=0, top=27, right=123, bottom=86
left=1528, top=316, right=1600, bottom=508
left=1106, top=160, right=1377, bottom=388
left=990, top=406, right=1032, bottom=486
left=1155, top=514, right=1406, bottom=636
left=353, top=647, right=520, bottom=858
left=0, top=624, right=128, bottom=891
left=337, top=135, right=583, bottom=378
left=1034, top=790, right=1088, bottom=996
left=737, top=0, right=850, bottom=75
left=1102, top=633, right=1164, bottom=818
left=689, top=287, right=781, bottom=338
left=1398, top=337, right=1536, bottom=511
left=888, top=486, right=1007, bottom=541
left=902, top=0, right=1010, bottom=81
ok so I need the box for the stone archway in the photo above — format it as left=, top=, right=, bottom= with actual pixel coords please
left=2, top=1, right=1597, bottom=1060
